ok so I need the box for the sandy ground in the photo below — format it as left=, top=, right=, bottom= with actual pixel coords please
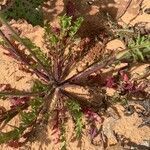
left=0, top=0, right=150, bottom=149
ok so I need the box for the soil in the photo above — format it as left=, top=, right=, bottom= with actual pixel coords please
left=0, top=0, right=150, bottom=150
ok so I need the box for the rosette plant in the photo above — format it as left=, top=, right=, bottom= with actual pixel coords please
left=0, top=13, right=149, bottom=149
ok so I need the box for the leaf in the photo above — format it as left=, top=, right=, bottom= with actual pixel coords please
left=135, top=48, right=144, bottom=61
left=105, top=76, right=116, bottom=88
left=67, top=100, right=83, bottom=139
left=21, top=97, right=43, bottom=126
left=21, top=38, right=51, bottom=68
left=0, top=37, right=5, bottom=45
left=44, top=22, right=59, bottom=46
left=30, top=97, right=43, bottom=111
left=21, top=111, right=36, bottom=126
left=60, top=124, right=67, bottom=150
left=128, top=35, right=150, bottom=61
left=8, top=140, right=22, bottom=148
left=0, top=128, right=23, bottom=144
left=69, top=17, right=84, bottom=37
left=60, top=14, right=72, bottom=36
left=118, top=35, right=150, bottom=62
left=10, top=97, right=29, bottom=108
left=31, top=80, right=48, bottom=93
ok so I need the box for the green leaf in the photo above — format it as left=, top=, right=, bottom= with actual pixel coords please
left=31, top=80, right=49, bottom=93
left=60, top=15, right=72, bottom=31
left=60, top=124, right=67, bottom=150
left=21, top=38, right=51, bottom=68
left=50, top=34, right=59, bottom=46
left=60, top=15, right=72, bottom=36
left=119, top=35, right=150, bottom=61
left=0, top=128, right=23, bottom=144
left=69, top=17, right=84, bottom=37
left=44, top=22, right=59, bottom=46
left=21, top=97, right=43, bottom=126
left=21, top=111, right=36, bottom=126
left=30, top=97, right=43, bottom=111
left=67, top=100, right=83, bottom=139
left=0, top=37, right=5, bottom=45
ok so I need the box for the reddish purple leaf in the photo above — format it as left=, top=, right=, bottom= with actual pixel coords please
left=8, top=140, right=22, bottom=148
left=119, top=70, right=129, bottom=82
left=89, top=127, right=98, bottom=139
left=84, top=108, right=102, bottom=123
left=123, top=82, right=134, bottom=90
left=10, top=97, right=29, bottom=108
left=51, top=27, right=60, bottom=35
left=105, top=76, right=116, bottom=88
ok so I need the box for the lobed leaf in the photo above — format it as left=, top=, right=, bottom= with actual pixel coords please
left=0, top=127, right=24, bottom=144
left=21, top=38, right=51, bottom=68
left=67, top=100, right=83, bottom=139
left=69, top=17, right=84, bottom=37
left=31, top=80, right=49, bottom=93
left=60, top=15, right=72, bottom=37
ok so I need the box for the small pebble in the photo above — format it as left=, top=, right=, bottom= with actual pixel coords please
left=124, top=105, right=135, bottom=116
left=144, top=8, right=150, bottom=14
left=87, top=0, right=95, bottom=5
